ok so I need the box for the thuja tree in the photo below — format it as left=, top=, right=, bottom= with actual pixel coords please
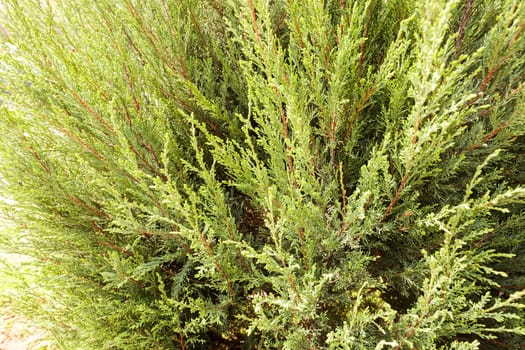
left=1, top=0, right=525, bottom=348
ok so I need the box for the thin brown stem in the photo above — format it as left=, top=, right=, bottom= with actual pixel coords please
left=381, top=104, right=424, bottom=222
left=207, top=0, right=224, bottom=18
left=66, top=194, right=108, bottom=218
left=136, top=229, right=194, bottom=255
left=68, top=90, right=115, bottom=134
left=122, top=63, right=140, bottom=113
left=381, top=171, right=409, bottom=222
left=126, top=2, right=186, bottom=80
left=344, top=85, right=376, bottom=140
left=97, top=241, right=133, bottom=256
left=247, top=0, right=262, bottom=44
left=141, top=142, right=161, bottom=169
left=271, top=87, right=309, bottom=270
left=24, top=142, right=51, bottom=175
left=58, top=127, right=107, bottom=162
left=467, top=23, right=524, bottom=105
left=329, top=112, right=337, bottom=166
left=357, top=28, right=367, bottom=76
left=357, top=6, right=371, bottom=76
left=467, top=120, right=510, bottom=152
left=455, top=0, right=474, bottom=52
left=199, top=232, right=234, bottom=298
left=337, top=162, right=348, bottom=237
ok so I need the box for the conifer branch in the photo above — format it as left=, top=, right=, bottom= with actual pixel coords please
left=199, top=231, right=234, bottom=298
left=247, top=0, right=262, bottom=44
left=272, top=85, right=308, bottom=269
left=99, top=11, right=133, bottom=116
left=284, top=263, right=301, bottom=301
left=96, top=240, right=133, bottom=256
left=126, top=1, right=189, bottom=81
left=470, top=21, right=524, bottom=101
left=58, top=127, right=107, bottom=162
left=509, top=22, right=525, bottom=47
left=122, top=107, right=133, bottom=127
left=176, top=333, right=187, bottom=350
left=90, top=220, right=105, bottom=235
left=128, top=143, right=158, bottom=174
left=479, top=61, right=505, bottom=93
left=381, top=171, right=410, bottom=222
left=339, top=161, right=347, bottom=217
left=122, top=64, right=140, bottom=114
left=2, top=1, right=524, bottom=348
left=66, top=194, right=108, bottom=219
left=344, top=85, right=376, bottom=139
left=338, top=161, right=348, bottom=237
left=468, top=120, right=510, bottom=152
left=121, top=7, right=225, bottom=140
left=187, top=7, right=209, bottom=51
left=22, top=138, right=51, bottom=175
left=329, top=112, right=337, bottom=165
left=455, top=0, right=474, bottom=52
left=357, top=16, right=369, bottom=77
left=141, top=141, right=163, bottom=172
left=207, top=0, right=224, bottom=18
left=136, top=229, right=194, bottom=255
left=291, top=18, right=306, bottom=49
left=68, top=90, right=115, bottom=134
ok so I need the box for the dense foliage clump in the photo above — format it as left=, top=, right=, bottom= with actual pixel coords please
left=1, top=0, right=525, bottom=348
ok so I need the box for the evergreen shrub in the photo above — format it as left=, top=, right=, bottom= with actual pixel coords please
left=1, top=0, right=525, bottom=348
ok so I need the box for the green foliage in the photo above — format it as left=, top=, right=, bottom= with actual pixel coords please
left=1, top=0, right=524, bottom=348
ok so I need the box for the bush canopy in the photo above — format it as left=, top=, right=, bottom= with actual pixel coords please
left=1, top=0, right=525, bottom=349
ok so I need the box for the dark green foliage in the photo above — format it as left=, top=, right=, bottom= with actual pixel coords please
left=0, top=0, right=524, bottom=348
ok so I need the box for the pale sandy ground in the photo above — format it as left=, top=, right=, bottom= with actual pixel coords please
left=0, top=253, right=55, bottom=350
left=0, top=313, right=54, bottom=350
